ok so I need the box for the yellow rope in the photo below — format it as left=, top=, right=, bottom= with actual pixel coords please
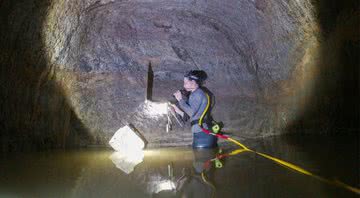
left=228, top=148, right=247, bottom=155
left=198, top=92, right=211, bottom=127
left=227, top=138, right=251, bottom=151
left=226, top=137, right=360, bottom=194
left=198, top=91, right=360, bottom=194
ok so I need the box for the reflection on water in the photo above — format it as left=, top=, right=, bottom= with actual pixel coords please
left=109, top=150, right=144, bottom=174
left=0, top=134, right=358, bottom=198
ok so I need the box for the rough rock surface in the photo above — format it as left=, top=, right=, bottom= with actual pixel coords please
left=0, top=0, right=358, bottom=151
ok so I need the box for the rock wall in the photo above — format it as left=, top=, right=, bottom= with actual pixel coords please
left=0, top=0, right=358, bottom=151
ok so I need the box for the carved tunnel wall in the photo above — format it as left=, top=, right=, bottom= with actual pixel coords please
left=0, top=0, right=358, bottom=151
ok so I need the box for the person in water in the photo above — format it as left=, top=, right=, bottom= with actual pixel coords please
left=171, top=70, right=218, bottom=148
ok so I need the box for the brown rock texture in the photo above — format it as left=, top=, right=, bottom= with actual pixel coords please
left=0, top=0, right=359, bottom=151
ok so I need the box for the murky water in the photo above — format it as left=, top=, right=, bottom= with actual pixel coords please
left=0, top=134, right=358, bottom=198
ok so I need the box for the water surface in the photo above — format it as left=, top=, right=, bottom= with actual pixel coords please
left=0, top=134, right=358, bottom=197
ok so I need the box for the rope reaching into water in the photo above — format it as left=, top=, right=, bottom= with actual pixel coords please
left=198, top=93, right=360, bottom=195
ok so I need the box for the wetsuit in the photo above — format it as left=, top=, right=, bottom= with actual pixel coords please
left=178, top=88, right=218, bottom=148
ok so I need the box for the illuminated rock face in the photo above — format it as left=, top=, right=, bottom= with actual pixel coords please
left=0, top=0, right=358, bottom=151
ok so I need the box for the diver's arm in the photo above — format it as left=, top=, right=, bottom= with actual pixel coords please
left=178, top=93, right=201, bottom=118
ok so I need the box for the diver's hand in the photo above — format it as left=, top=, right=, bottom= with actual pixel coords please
left=173, top=90, right=182, bottom=101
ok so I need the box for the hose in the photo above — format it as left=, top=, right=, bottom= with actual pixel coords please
left=197, top=92, right=359, bottom=195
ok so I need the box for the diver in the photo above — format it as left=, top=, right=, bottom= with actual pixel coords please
left=170, top=70, right=218, bottom=149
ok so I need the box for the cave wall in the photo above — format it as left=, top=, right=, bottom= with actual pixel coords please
left=0, top=0, right=95, bottom=152
left=286, top=0, right=359, bottom=133
left=0, top=0, right=358, bottom=151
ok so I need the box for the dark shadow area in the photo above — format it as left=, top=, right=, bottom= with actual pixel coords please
left=286, top=0, right=359, bottom=134
left=250, top=134, right=359, bottom=196
left=146, top=62, right=154, bottom=101
left=282, top=0, right=359, bottom=192
left=0, top=0, right=94, bottom=154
